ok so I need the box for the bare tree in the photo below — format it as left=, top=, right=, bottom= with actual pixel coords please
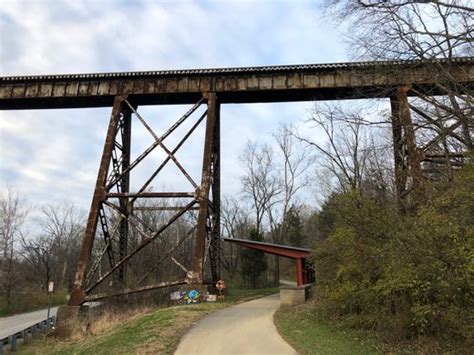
left=324, top=0, right=473, bottom=180
left=292, top=103, right=392, bottom=196
left=240, top=141, right=282, bottom=236
left=325, top=0, right=473, bottom=61
left=20, top=234, right=55, bottom=292
left=239, top=132, right=312, bottom=284
left=267, top=127, right=312, bottom=242
left=20, top=203, right=83, bottom=292
left=0, top=188, right=28, bottom=307
left=220, top=196, right=250, bottom=278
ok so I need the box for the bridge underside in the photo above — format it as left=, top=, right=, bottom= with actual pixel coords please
left=1, top=58, right=472, bottom=110
left=1, top=58, right=472, bottom=305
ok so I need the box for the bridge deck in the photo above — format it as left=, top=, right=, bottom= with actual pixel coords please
left=1, top=58, right=472, bottom=110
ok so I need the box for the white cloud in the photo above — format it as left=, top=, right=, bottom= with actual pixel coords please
left=0, top=0, right=346, bottom=214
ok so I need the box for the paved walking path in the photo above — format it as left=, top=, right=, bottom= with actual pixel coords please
left=175, top=294, right=296, bottom=355
left=0, top=307, right=58, bottom=339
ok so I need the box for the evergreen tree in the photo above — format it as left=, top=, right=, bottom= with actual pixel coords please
left=240, top=228, right=267, bottom=288
left=283, top=206, right=305, bottom=247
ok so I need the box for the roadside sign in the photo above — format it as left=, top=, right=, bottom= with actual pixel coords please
left=170, top=291, right=183, bottom=301
left=47, top=281, right=54, bottom=322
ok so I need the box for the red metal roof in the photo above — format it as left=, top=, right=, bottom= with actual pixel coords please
left=221, top=237, right=311, bottom=259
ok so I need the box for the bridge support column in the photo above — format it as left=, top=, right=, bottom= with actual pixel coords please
left=68, top=95, right=210, bottom=307
left=296, top=258, right=303, bottom=287
left=209, top=96, right=221, bottom=283
left=188, top=92, right=221, bottom=284
left=69, top=96, right=129, bottom=306
left=118, top=108, right=131, bottom=284
left=390, top=86, right=424, bottom=208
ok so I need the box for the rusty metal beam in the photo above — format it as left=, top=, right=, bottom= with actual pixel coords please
left=85, top=200, right=196, bottom=294
left=129, top=110, right=207, bottom=205
left=188, top=93, right=218, bottom=284
left=85, top=280, right=187, bottom=302
left=105, top=99, right=205, bottom=191
left=209, top=96, right=221, bottom=283
left=107, top=192, right=195, bottom=198
left=136, top=226, right=196, bottom=286
left=69, top=95, right=127, bottom=306
left=397, top=87, right=425, bottom=201
left=97, top=204, right=116, bottom=270
left=66, top=95, right=205, bottom=303
left=390, top=95, right=407, bottom=206
left=118, top=108, right=131, bottom=284
left=1, top=58, right=472, bottom=109
left=125, top=99, right=198, bottom=189
left=133, top=206, right=200, bottom=211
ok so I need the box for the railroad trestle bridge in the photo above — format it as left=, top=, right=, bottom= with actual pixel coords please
left=1, top=57, right=472, bottom=305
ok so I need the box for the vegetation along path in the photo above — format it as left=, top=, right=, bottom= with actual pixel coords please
left=175, top=294, right=296, bottom=355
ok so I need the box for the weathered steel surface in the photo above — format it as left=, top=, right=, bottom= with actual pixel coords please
left=69, top=95, right=127, bottom=306
left=209, top=98, right=221, bottom=282
left=84, top=200, right=196, bottom=295
left=117, top=108, right=131, bottom=284
left=1, top=58, right=472, bottom=109
left=66, top=95, right=221, bottom=306
left=187, top=93, right=219, bottom=284
left=85, top=280, right=187, bottom=302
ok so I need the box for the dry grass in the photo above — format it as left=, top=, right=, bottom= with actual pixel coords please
left=49, top=305, right=153, bottom=342
left=15, top=287, right=278, bottom=354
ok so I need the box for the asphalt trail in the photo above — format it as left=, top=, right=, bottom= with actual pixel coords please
left=175, top=294, right=296, bottom=355
left=0, top=307, right=58, bottom=338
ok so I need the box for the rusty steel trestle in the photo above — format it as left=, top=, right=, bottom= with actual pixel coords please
left=69, top=94, right=221, bottom=305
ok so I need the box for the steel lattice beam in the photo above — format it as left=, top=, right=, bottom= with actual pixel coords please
left=68, top=94, right=221, bottom=305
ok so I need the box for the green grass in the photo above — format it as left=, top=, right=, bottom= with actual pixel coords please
left=0, top=290, right=69, bottom=317
left=15, top=287, right=278, bottom=354
left=274, top=303, right=385, bottom=355
left=224, top=287, right=278, bottom=302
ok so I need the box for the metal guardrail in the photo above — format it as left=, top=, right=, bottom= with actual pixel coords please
left=0, top=316, right=55, bottom=354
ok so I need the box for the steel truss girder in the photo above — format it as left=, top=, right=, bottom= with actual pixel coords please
left=69, top=94, right=221, bottom=306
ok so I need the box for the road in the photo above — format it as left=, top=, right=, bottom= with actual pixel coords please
left=0, top=307, right=58, bottom=339
left=175, top=294, right=296, bottom=355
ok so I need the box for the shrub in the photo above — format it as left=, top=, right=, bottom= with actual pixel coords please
left=312, top=161, right=474, bottom=347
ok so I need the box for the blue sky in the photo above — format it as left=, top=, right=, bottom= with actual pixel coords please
left=0, top=0, right=348, bottom=212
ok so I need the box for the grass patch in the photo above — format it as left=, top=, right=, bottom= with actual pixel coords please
left=15, top=287, right=277, bottom=354
left=275, top=299, right=472, bottom=354
left=224, top=287, right=278, bottom=302
left=0, top=290, right=68, bottom=317
left=274, top=301, right=385, bottom=355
